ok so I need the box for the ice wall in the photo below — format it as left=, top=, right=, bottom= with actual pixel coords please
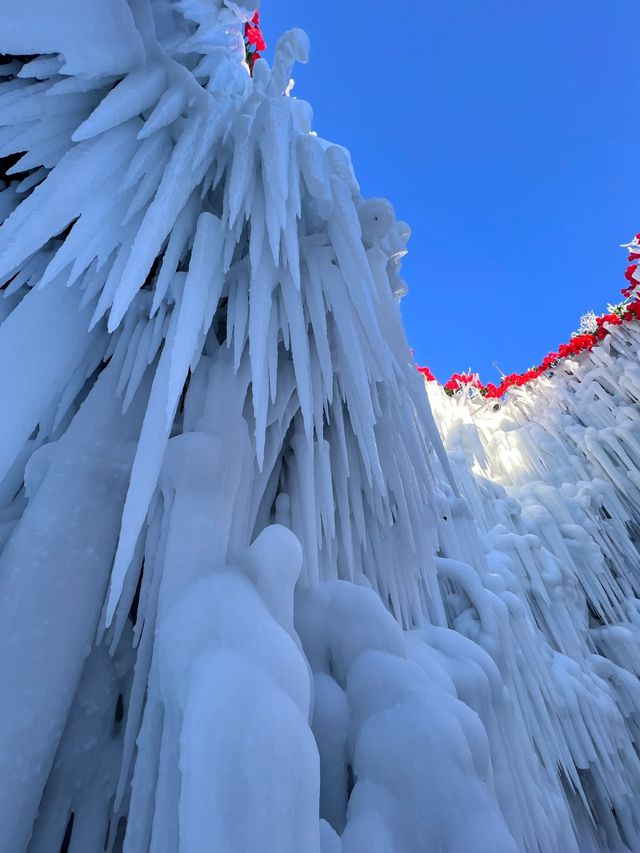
left=425, top=321, right=640, bottom=852
left=0, top=2, right=638, bottom=851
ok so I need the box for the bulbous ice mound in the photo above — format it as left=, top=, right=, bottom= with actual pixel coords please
left=0, top=3, right=638, bottom=853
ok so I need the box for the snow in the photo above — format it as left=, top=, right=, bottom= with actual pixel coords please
left=0, top=2, right=639, bottom=852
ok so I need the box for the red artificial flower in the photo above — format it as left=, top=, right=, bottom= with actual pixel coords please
left=446, top=373, right=481, bottom=391
left=416, top=365, right=437, bottom=382
left=246, top=26, right=266, bottom=52
left=570, top=334, right=597, bottom=350
left=447, top=372, right=484, bottom=389
left=244, top=8, right=266, bottom=73
left=602, top=313, right=622, bottom=326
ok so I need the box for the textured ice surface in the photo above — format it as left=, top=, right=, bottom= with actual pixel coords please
left=0, top=2, right=639, bottom=852
left=0, top=0, right=145, bottom=76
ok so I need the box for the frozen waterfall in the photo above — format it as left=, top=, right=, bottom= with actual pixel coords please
left=0, top=2, right=638, bottom=851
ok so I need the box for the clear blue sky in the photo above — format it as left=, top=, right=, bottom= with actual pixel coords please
left=262, top=2, right=640, bottom=382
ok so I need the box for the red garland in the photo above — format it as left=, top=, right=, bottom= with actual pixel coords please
left=416, top=234, right=640, bottom=399
left=244, top=10, right=266, bottom=74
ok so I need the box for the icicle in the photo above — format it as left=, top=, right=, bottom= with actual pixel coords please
left=0, top=273, right=96, bottom=483
left=72, top=65, right=167, bottom=142
left=166, top=212, right=225, bottom=419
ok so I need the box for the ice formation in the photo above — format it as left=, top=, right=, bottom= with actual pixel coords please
left=423, top=321, right=640, bottom=852
left=0, top=2, right=638, bottom=851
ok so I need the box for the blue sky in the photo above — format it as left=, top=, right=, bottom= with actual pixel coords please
left=262, top=2, right=640, bottom=382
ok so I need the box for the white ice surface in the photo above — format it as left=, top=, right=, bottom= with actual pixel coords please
left=0, top=3, right=639, bottom=852
left=0, top=0, right=145, bottom=76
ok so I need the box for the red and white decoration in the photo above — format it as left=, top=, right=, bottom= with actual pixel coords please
left=417, top=234, right=640, bottom=398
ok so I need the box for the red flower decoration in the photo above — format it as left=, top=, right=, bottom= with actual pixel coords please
left=246, top=25, right=266, bottom=52
left=413, top=231, right=640, bottom=399
left=244, top=9, right=266, bottom=73
left=416, top=365, right=437, bottom=382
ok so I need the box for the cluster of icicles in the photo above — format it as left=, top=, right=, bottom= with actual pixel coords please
left=0, top=2, right=639, bottom=852
left=422, top=315, right=640, bottom=851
